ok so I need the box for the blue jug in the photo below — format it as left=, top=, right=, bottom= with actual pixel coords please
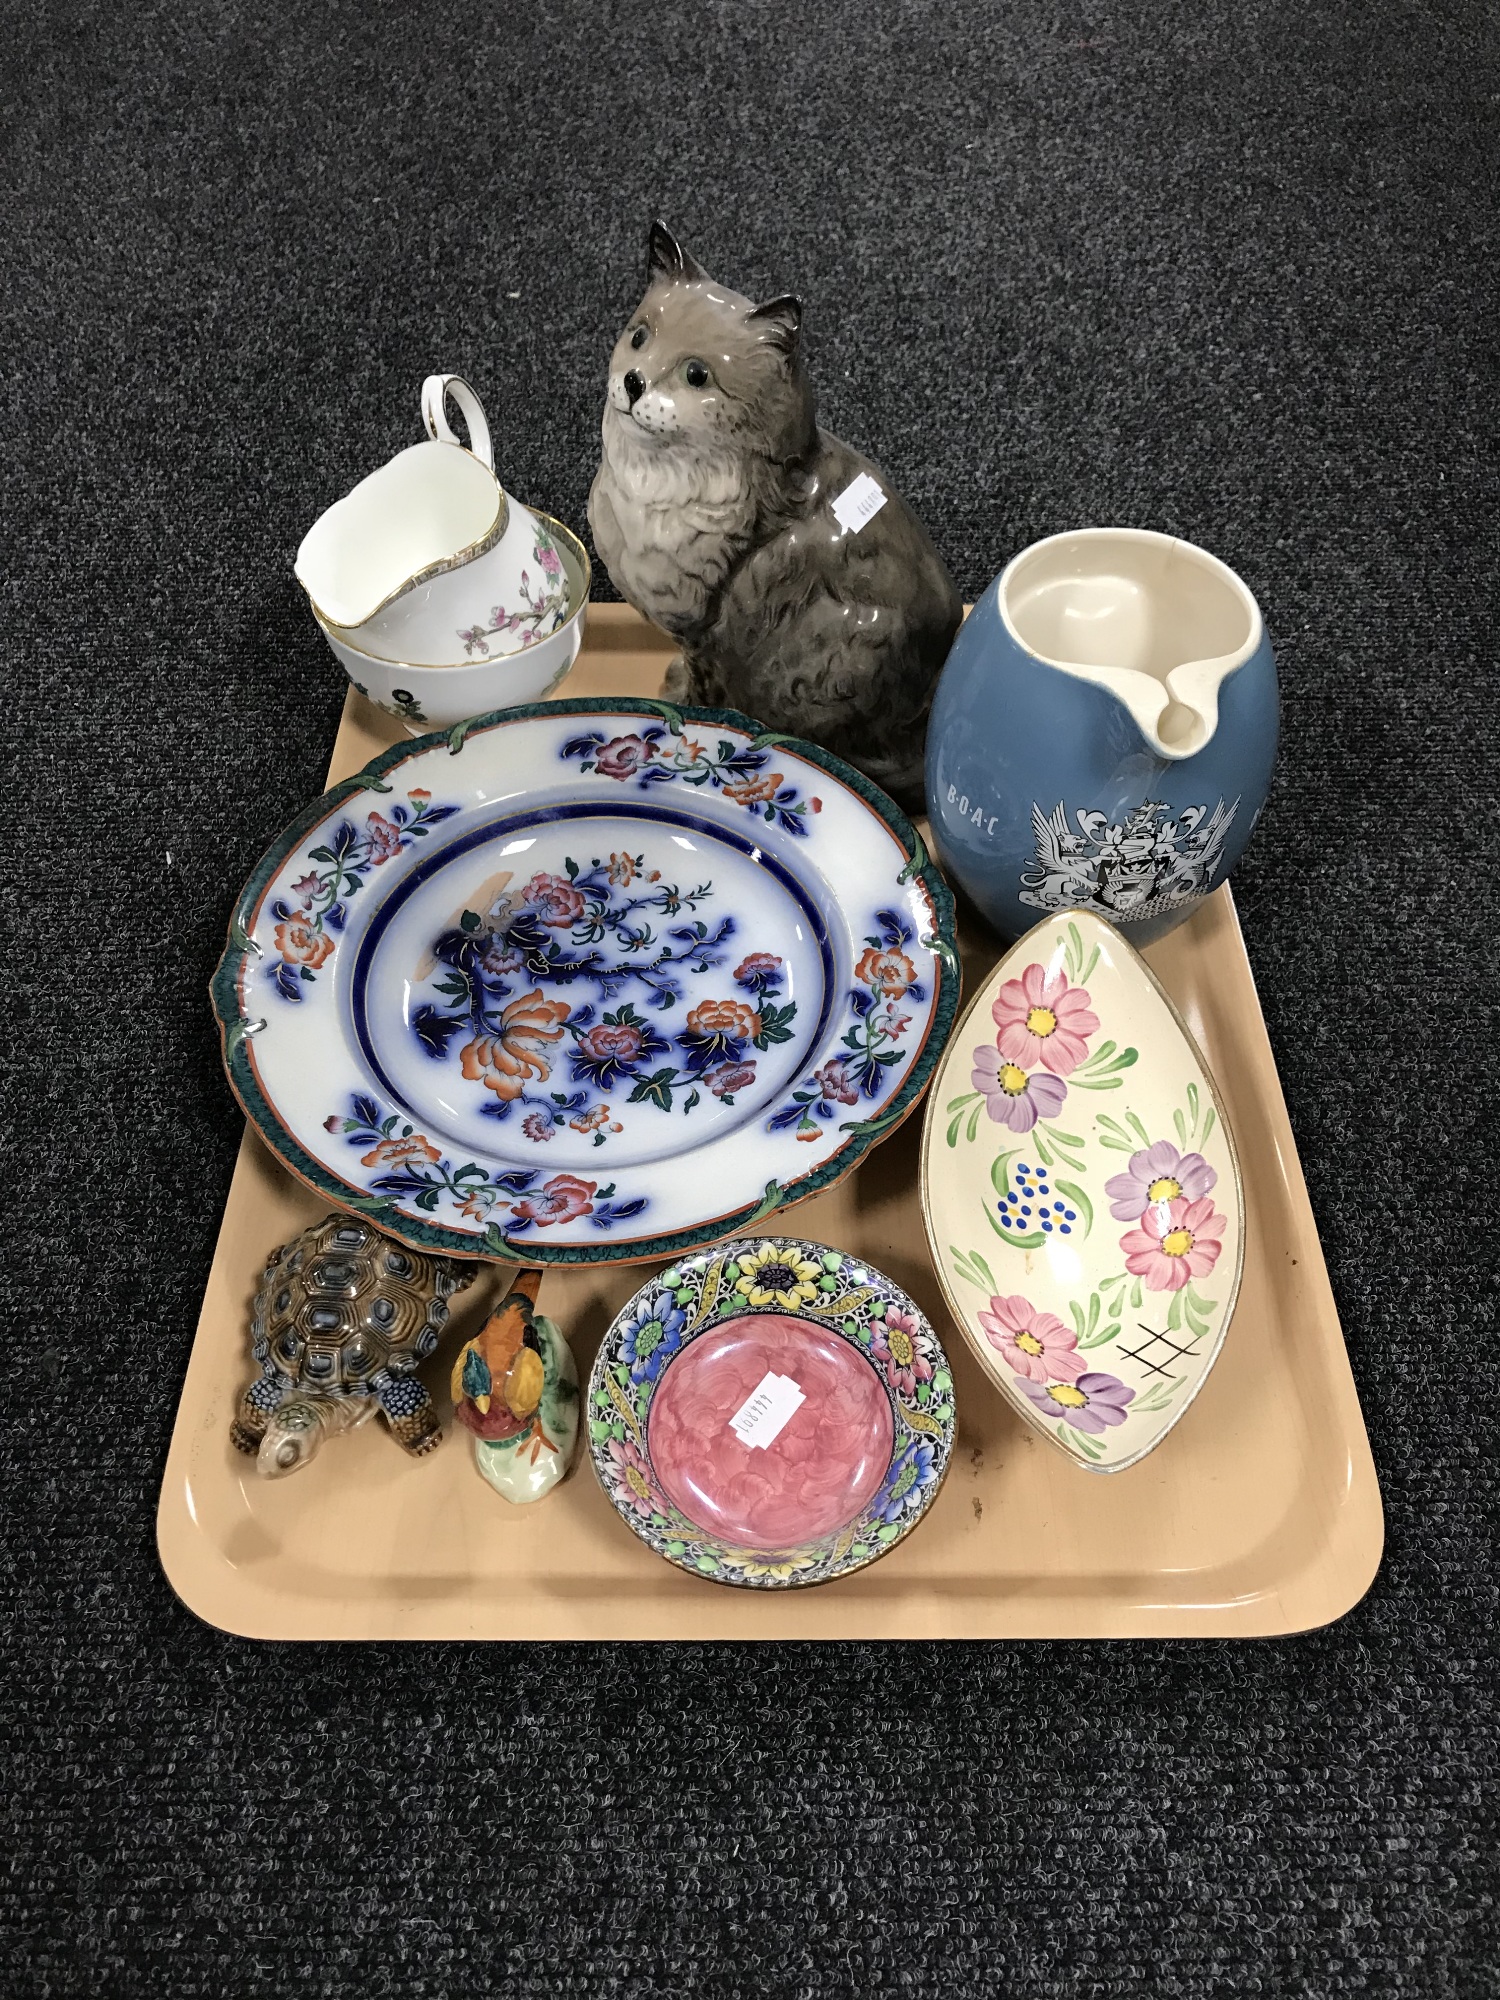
left=925, top=529, right=1279, bottom=945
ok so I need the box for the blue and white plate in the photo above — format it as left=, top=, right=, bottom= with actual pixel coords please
left=212, top=699, right=959, bottom=1264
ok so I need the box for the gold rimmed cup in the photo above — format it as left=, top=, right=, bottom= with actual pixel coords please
left=317, top=514, right=592, bottom=733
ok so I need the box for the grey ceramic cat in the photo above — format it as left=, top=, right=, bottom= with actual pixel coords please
left=588, top=222, right=962, bottom=807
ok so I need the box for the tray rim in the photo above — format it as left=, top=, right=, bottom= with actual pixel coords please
left=159, top=606, right=1384, bottom=1641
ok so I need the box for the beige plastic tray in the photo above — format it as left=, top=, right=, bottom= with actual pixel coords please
left=158, top=606, right=1382, bottom=1639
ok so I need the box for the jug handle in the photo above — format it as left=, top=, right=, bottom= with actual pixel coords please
left=421, top=375, right=494, bottom=472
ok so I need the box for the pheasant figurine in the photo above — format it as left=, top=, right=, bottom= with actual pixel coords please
left=452, top=1268, right=579, bottom=1503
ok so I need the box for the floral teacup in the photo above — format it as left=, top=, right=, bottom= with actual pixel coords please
left=296, top=374, right=589, bottom=673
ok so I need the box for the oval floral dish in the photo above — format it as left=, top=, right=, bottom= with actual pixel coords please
left=920, top=910, right=1244, bottom=1472
left=211, top=699, right=958, bottom=1265
left=588, top=1238, right=957, bottom=1587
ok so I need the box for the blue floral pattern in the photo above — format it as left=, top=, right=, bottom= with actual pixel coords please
left=322, top=1092, right=648, bottom=1249
left=267, top=790, right=459, bottom=1002
left=768, top=907, right=924, bottom=1139
left=407, top=851, right=802, bottom=1149
left=562, top=719, right=822, bottom=837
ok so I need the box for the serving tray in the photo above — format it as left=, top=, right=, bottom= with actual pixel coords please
left=157, top=605, right=1383, bottom=1639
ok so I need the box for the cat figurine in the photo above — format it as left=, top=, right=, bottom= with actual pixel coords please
left=587, top=220, right=963, bottom=807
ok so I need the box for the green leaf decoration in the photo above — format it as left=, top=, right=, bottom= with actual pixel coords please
left=1063, top=1422, right=1104, bottom=1460
left=1130, top=1278, right=1143, bottom=1310
left=922, top=932, right=962, bottom=980
left=1079, top=1319, right=1121, bottom=1351
left=1080, top=944, right=1100, bottom=986
left=945, top=1090, right=980, bottom=1148
left=1066, top=920, right=1085, bottom=981
left=949, top=1245, right=998, bottom=1294
left=839, top=1105, right=908, bottom=1138
left=1096, top=1112, right=1133, bottom=1153
left=1187, top=1082, right=1199, bottom=1131
left=1054, top=1178, right=1094, bottom=1236
left=741, top=1179, right=785, bottom=1228
left=1069, top=1299, right=1086, bottom=1339
left=897, top=825, right=930, bottom=885
left=1126, top=1111, right=1151, bottom=1147
left=1200, top=1107, right=1217, bottom=1147
left=1167, top=1289, right=1185, bottom=1332
left=636, top=697, right=686, bottom=735
left=627, top=1066, right=680, bottom=1113
left=1174, top=1108, right=1188, bottom=1145
left=481, top=1223, right=521, bottom=1261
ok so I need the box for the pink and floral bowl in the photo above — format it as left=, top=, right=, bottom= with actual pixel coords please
left=588, top=1238, right=956, bottom=1587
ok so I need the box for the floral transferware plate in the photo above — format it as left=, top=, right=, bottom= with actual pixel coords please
left=921, top=910, right=1244, bottom=1472
left=211, top=700, right=958, bottom=1265
left=588, top=1237, right=957, bottom=1587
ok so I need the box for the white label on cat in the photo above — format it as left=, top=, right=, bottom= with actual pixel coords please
left=728, top=1371, right=805, bottom=1449
left=832, top=472, right=888, bottom=535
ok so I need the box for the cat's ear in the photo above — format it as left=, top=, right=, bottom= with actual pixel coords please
left=747, top=293, right=802, bottom=358
left=647, top=219, right=707, bottom=284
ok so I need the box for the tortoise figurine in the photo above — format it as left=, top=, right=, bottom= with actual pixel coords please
left=233, top=1212, right=476, bottom=1478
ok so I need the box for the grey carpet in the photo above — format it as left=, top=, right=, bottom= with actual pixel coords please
left=2, top=1, right=1496, bottom=1992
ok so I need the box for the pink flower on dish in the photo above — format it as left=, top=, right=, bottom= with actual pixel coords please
left=290, top=871, right=322, bottom=904
left=971, top=1046, right=1068, bottom=1132
left=1121, top=1195, right=1226, bottom=1292
left=705, top=1060, right=757, bottom=1098
left=364, top=813, right=405, bottom=865
left=991, top=963, right=1100, bottom=1076
left=511, top=1172, right=596, bottom=1228
left=536, top=539, right=563, bottom=579
left=605, top=1437, right=662, bottom=1519
left=868, top=1307, right=936, bottom=1399
left=1105, top=1140, right=1218, bottom=1221
left=814, top=1057, right=859, bottom=1105
left=522, top=872, right=587, bottom=929
left=976, top=1294, right=1086, bottom=1384
left=521, top=1110, right=555, bottom=1143
left=593, top=734, right=656, bottom=781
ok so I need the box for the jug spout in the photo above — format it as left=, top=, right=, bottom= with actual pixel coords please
left=295, top=376, right=504, bottom=631
left=1154, top=648, right=1246, bottom=757
left=998, top=528, right=1264, bottom=762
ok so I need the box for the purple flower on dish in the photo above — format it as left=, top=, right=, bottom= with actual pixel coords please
left=971, top=1046, right=1068, bottom=1132
left=1014, top=1371, right=1136, bottom=1435
left=1105, top=1139, right=1217, bottom=1221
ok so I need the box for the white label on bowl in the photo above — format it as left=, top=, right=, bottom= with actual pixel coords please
left=831, top=473, right=888, bottom=536
left=728, top=1371, right=806, bottom=1450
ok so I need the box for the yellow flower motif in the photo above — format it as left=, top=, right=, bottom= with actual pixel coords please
left=724, top=1548, right=820, bottom=1580
left=733, top=1244, right=823, bottom=1310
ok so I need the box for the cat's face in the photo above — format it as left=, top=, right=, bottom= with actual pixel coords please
left=604, top=234, right=813, bottom=463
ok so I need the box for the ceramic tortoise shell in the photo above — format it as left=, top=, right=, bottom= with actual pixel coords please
left=251, top=1214, right=473, bottom=1393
